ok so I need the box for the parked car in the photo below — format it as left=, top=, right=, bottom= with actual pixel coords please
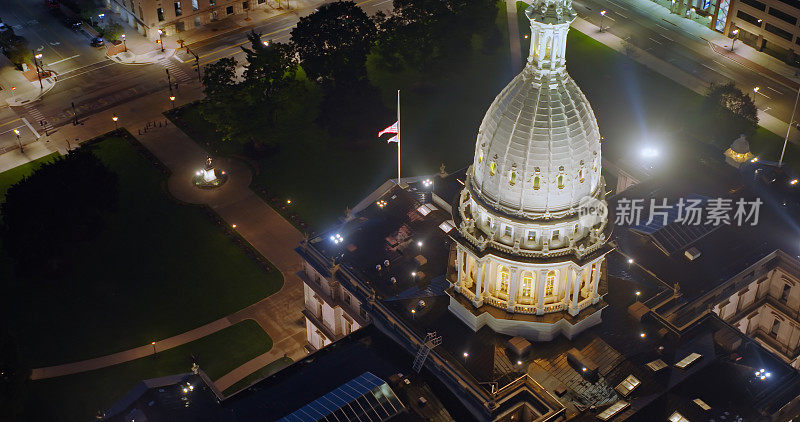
left=62, top=16, right=82, bottom=30
left=90, top=37, right=104, bottom=47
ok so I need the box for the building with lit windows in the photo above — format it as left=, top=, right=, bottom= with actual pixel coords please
left=101, top=0, right=270, bottom=40
left=721, top=0, right=800, bottom=62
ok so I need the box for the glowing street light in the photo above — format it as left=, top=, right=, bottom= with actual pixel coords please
left=640, top=332, right=647, bottom=338
left=627, top=258, right=634, bottom=264
left=157, top=29, right=165, bottom=52
left=121, top=34, right=127, bottom=51
left=112, top=115, right=118, bottom=129
left=600, top=10, right=607, bottom=32
left=731, top=28, right=740, bottom=52
left=13, top=129, right=21, bottom=151
left=635, top=291, right=641, bottom=301
left=151, top=341, right=157, bottom=356
left=169, top=95, right=176, bottom=109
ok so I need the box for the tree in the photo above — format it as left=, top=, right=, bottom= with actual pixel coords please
left=0, top=327, right=30, bottom=421
left=702, top=82, right=758, bottom=146
left=102, top=22, right=124, bottom=41
left=1, top=148, right=119, bottom=275
left=290, top=1, right=377, bottom=84
left=202, top=57, right=238, bottom=100
left=1, top=36, right=31, bottom=70
left=372, top=0, right=499, bottom=74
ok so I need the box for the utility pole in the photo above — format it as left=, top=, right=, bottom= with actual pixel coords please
left=31, top=50, right=42, bottom=89
left=166, top=68, right=173, bottom=94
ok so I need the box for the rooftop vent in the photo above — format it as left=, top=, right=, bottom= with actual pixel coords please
left=685, top=247, right=701, bottom=261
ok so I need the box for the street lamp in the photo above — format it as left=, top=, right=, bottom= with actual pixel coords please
left=463, top=352, right=469, bottom=363
left=169, top=95, right=176, bottom=109
left=157, top=29, right=165, bottom=52
left=31, top=51, right=43, bottom=89
left=731, top=28, right=740, bottom=51
left=780, top=86, right=800, bottom=167
left=121, top=34, right=127, bottom=51
left=600, top=10, right=606, bottom=32
left=635, top=291, right=641, bottom=301
left=13, top=129, right=21, bottom=151
left=112, top=116, right=118, bottom=129
left=753, top=86, right=760, bottom=99
left=151, top=341, right=157, bottom=356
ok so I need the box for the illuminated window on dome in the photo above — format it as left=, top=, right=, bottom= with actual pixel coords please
left=533, top=176, right=540, bottom=190
left=499, top=266, right=509, bottom=292
left=522, top=272, right=533, bottom=296
left=478, top=150, right=483, bottom=163
left=527, top=230, right=536, bottom=242
left=504, top=225, right=512, bottom=237
left=489, top=162, right=496, bottom=176
left=509, top=171, right=517, bottom=186
left=557, top=175, right=565, bottom=189
left=546, top=270, right=556, bottom=296
left=579, top=168, right=585, bottom=183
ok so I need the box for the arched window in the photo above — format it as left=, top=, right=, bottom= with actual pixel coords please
left=521, top=272, right=533, bottom=297
left=579, top=168, right=585, bottom=183
left=533, top=176, right=541, bottom=190
left=545, top=270, right=556, bottom=297
left=557, top=175, right=565, bottom=189
left=478, top=150, right=484, bottom=163
left=489, top=162, right=496, bottom=176
left=509, top=171, right=517, bottom=186
left=499, top=266, right=510, bottom=292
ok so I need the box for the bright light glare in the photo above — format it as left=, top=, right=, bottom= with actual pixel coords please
left=330, top=233, right=344, bottom=244
left=641, top=147, right=659, bottom=158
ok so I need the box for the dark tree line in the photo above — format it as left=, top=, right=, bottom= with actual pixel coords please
left=701, top=82, right=759, bottom=147
left=198, top=0, right=500, bottom=148
left=1, top=148, right=119, bottom=276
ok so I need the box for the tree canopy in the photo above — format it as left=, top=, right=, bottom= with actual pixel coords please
left=702, top=82, right=758, bottom=146
left=291, top=1, right=377, bottom=84
left=1, top=148, right=119, bottom=275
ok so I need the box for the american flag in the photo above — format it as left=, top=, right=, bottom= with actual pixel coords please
left=378, top=122, right=398, bottom=137
left=385, top=135, right=399, bottom=143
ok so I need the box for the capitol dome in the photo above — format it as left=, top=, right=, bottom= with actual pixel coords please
left=468, top=1, right=602, bottom=218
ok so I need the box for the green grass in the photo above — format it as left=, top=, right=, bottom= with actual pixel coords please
left=2, top=135, right=282, bottom=367
left=0, top=153, right=57, bottom=201
left=221, top=356, right=293, bottom=396
left=24, top=320, right=271, bottom=422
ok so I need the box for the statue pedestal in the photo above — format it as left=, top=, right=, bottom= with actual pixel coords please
left=192, top=158, right=228, bottom=189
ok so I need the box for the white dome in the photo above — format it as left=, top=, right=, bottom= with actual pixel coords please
left=467, top=2, right=602, bottom=218
left=470, top=67, right=602, bottom=216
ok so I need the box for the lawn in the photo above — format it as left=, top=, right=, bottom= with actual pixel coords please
left=25, top=320, right=271, bottom=422
left=221, top=356, right=293, bottom=396
left=0, top=153, right=58, bottom=201
left=0, top=135, right=282, bottom=367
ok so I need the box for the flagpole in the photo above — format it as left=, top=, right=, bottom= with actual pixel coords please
left=397, top=89, right=401, bottom=186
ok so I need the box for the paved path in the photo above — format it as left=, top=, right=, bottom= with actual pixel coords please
left=27, top=82, right=307, bottom=388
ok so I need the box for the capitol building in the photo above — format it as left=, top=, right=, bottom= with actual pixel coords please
left=448, top=0, right=610, bottom=340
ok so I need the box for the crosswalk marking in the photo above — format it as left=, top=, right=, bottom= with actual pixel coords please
left=23, top=104, right=52, bottom=136
left=160, top=57, right=194, bottom=86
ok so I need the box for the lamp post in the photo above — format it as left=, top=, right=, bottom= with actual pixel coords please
left=112, top=116, right=118, bottom=129
left=157, top=29, right=165, bottom=52
left=600, top=10, right=606, bottom=32
left=13, top=129, right=21, bottom=151
left=753, top=86, right=760, bottom=100
left=151, top=341, right=157, bottom=356
left=31, top=51, right=43, bottom=89
left=169, top=95, right=176, bottom=110
left=121, top=34, right=127, bottom=51
left=779, top=86, right=800, bottom=167
left=730, top=28, right=740, bottom=51
left=463, top=352, right=469, bottom=363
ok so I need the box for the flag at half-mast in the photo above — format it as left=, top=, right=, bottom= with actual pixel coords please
left=378, top=122, right=398, bottom=137
left=384, top=135, right=399, bottom=143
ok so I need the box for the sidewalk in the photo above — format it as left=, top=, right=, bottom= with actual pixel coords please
left=26, top=81, right=307, bottom=389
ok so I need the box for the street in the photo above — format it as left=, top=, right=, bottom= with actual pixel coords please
left=576, top=0, right=799, bottom=130
left=0, top=0, right=394, bottom=152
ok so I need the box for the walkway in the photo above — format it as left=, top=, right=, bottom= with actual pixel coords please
left=26, top=81, right=308, bottom=390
